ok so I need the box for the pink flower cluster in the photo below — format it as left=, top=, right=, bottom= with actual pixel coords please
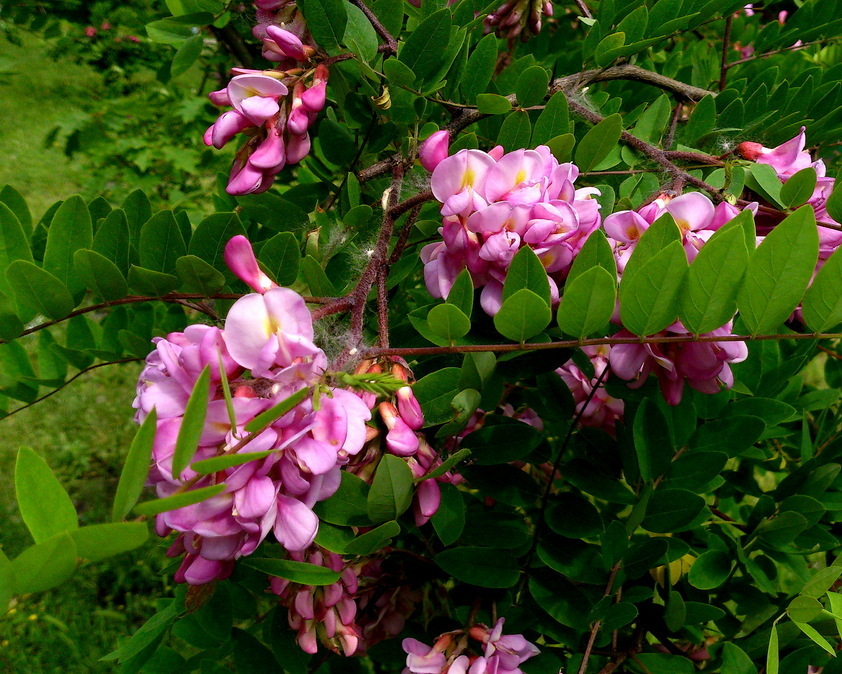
left=422, top=145, right=602, bottom=315
left=485, top=0, right=554, bottom=41
left=556, top=345, right=625, bottom=434
left=738, top=127, right=842, bottom=258
left=133, top=241, right=372, bottom=585
left=610, top=321, right=748, bottom=406
left=403, top=618, right=539, bottom=674
left=271, top=544, right=422, bottom=656
left=204, top=1, right=328, bottom=195
left=347, top=359, right=461, bottom=527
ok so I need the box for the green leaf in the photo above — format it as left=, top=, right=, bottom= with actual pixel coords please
left=757, top=511, right=809, bottom=548
left=688, top=416, right=765, bottom=456
left=140, top=211, right=186, bottom=275
left=240, top=558, right=341, bottom=585
left=575, top=113, right=624, bottom=174
left=243, top=386, right=310, bottom=434
left=787, top=595, right=823, bottom=623
left=427, top=303, right=471, bottom=342
left=494, top=288, right=551, bottom=342
left=738, top=206, right=819, bottom=334
left=801, top=566, right=842, bottom=598
left=128, top=265, right=179, bottom=296
left=43, top=195, right=92, bottom=302
left=171, top=33, right=203, bottom=77
left=633, top=399, right=673, bottom=482
left=461, top=420, right=542, bottom=465
left=622, top=213, right=682, bottom=282
left=398, top=9, right=451, bottom=84
left=594, top=31, right=625, bottom=67
left=827, top=182, right=842, bottom=223
left=642, top=489, right=705, bottom=533
left=780, top=167, right=818, bottom=208
left=191, top=450, right=274, bottom=475
left=516, top=66, right=549, bottom=107
left=802, top=245, right=842, bottom=332
left=720, top=643, right=757, bottom=674
left=121, top=190, right=152, bottom=251
left=557, top=266, right=616, bottom=338
left=102, top=599, right=181, bottom=663
left=679, top=224, right=748, bottom=333
left=431, top=483, right=465, bottom=546
left=461, top=33, right=497, bottom=102
left=665, top=590, right=686, bottom=632
left=367, top=454, right=414, bottom=523
left=0, top=201, right=33, bottom=297
left=70, top=522, right=149, bottom=562
left=11, top=533, right=78, bottom=594
left=687, top=550, right=732, bottom=590
left=665, top=451, right=727, bottom=492
left=793, top=620, right=836, bottom=655
left=92, top=208, right=130, bottom=275
left=259, top=232, right=300, bottom=286
left=476, top=93, right=513, bottom=115
left=383, top=57, right=415, bottom=86
left=547, top=493, right=602, bottom=538
left=112, top=408, right=158, bottom=522
left=533, top=91, right=570, bottom=145
left=343, top=521, right=401, bottom=556
left=0, top=185, right=32, bottom=233
left=546, top=133, right=575, bottom=162
left=73, top=249, right=128, bottom=302
left=188, top=212, right=246, bottom=281
left=619, top=240, right=688, bottom=335
left=313, top=472, right=371, bottom=527
left=435, top=547, right=520, bottom=588
left=175, top=255, right=226, bottom=295
left=413, top=367, right=462, bottom=426
left=503, top=246, right=551, bottom=305
left=446, top=268, right=474, bottom=317
left=567, top=230, right=617, bottom=286
left=683, top=94, right=716, bottom=144
left=301, top=255, right=337, bottom=296
left=766, top=622, right=779, bottom=674
left=15, top=446, right=78, bottom=543
left=6, top=259, right=75, bottom=320
left=134, top=484, right=227, bottom=517
left=745, top=162, right=785, bottom=209
left=297, top=0, right=347, bottom=51
left=146, top=17, right=199, bottom=46
left=497, top=111, right=532, bottom=152
left=420, top=448, right=471, bottom=481
left=171, top=366, right=211, bottom=479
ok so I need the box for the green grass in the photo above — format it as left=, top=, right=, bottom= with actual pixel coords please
left=0, top=33, right=100, bottom=221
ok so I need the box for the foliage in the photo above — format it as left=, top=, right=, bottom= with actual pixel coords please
left=4, top=0, right=842, bottom=673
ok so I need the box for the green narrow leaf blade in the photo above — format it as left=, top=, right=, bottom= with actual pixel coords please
left=112, top=408, right=158, bottom=522
left=15, top=446, right=78, bottom=543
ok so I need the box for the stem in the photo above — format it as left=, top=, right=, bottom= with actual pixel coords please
left=349, top=0, right=398, bottom=55
left=663, top=101, right=683, bottom=151
left=578, top=561, right=623, bottom=674
left=574, top=0, right=593, bottom=19
left=364, top=331, right=835, bottom=359
left=4, top=358, right=144, bottom=419
left=719, top=15, right=732, bottom=91
left=725, top=36, right=842, bottom=70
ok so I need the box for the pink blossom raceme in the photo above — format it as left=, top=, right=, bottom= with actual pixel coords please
left=556, top=345, right=624, bottom=435
left=485, top=0, right=554, bottom=42
left=420, top=131, right=451, bottom=172
left=609, top=321, right=748, bottom=405
left=423, top=146, right=602, bottom=315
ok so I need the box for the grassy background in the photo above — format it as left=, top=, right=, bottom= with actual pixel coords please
left=0, top=33, right=171, bottom=673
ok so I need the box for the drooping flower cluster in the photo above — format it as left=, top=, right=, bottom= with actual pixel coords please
left=610, top=321, right=748, bottom=406
left=402, top=619, right=539, bottom=674
left=133, top=241, right=372, bottom=585
left=347, top=359, right=461, bottom=527
left=485, top=0, right=554, bottom=42
left=737, top=127, right=842, bottom=259
left=271, top=544, right=423, bottom=656
left=204, top=1, right=328, bottom=195
left=422, top=145, right=602, bottom=315
left=556, top=345, right=625, bottom=435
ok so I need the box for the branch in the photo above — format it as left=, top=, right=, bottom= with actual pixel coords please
left=4, top=358, right=144, bottom=419
left=363, top=330, right=836, bottom=359
left=349, top=0, right=398, bottom=54
left=719, top=14, right=733, bottom=90
left=574, top=0, right=593, bottom=19
left=579, top=561, right=623, bottom=674
left=725, top=36, right=842, bottom=70
left=357, top=66, right=715, bottom=183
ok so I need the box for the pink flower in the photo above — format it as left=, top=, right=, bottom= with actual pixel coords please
left=420, top=130, right=451, bottom=172
left=557, top=346, right=624, bottom=435
left=264, top=25, right=313, bottom=61
left=224, top=235, right=277, bottom=293
left=736, top=127, right=812, bottom=178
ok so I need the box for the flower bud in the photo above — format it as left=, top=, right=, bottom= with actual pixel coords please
left=224, top=235, right=277, bottom=293
left=419, top=130, right=450, bottom=172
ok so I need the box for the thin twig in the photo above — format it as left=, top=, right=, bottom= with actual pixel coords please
left=349, top=0, right=398, bottom=54
left=719, top=14, right=733, bottom=91
left=4, top=358, right=144, bottom=419
left=578, top=562, right=623, bottom=674
left=376, top=266, right=389, bottom=348
left=725, top=36, right=842, bottom=70
left=364, top=330, right=837, bottom=359
left=663, top=101, right=683, bottom=151
left=574, top=0, right=593, bottom=19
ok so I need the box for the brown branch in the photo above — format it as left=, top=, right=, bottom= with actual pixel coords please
left=364, top=331, right=837, bottom=359
left=377, top=266, right=389, bottom=348
left=349, top=0, right=398, bottom=55
left=725, top=36, right=842, bottom=70
left=719, top=14, right=733, bottom=90
left=574, top=0, right=593, bottom=19
left=357, top=66, right=715, bottom=183
left=579, top=562, right=623, bottom=674
left=663, top=101, right=683, bottom=151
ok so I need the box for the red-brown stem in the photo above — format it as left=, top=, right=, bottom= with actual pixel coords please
left=719, top=14, right=733, bottom=90
left=364, top=331, right=840, bottom=359
left=578, top=562, right=623, bottom=674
